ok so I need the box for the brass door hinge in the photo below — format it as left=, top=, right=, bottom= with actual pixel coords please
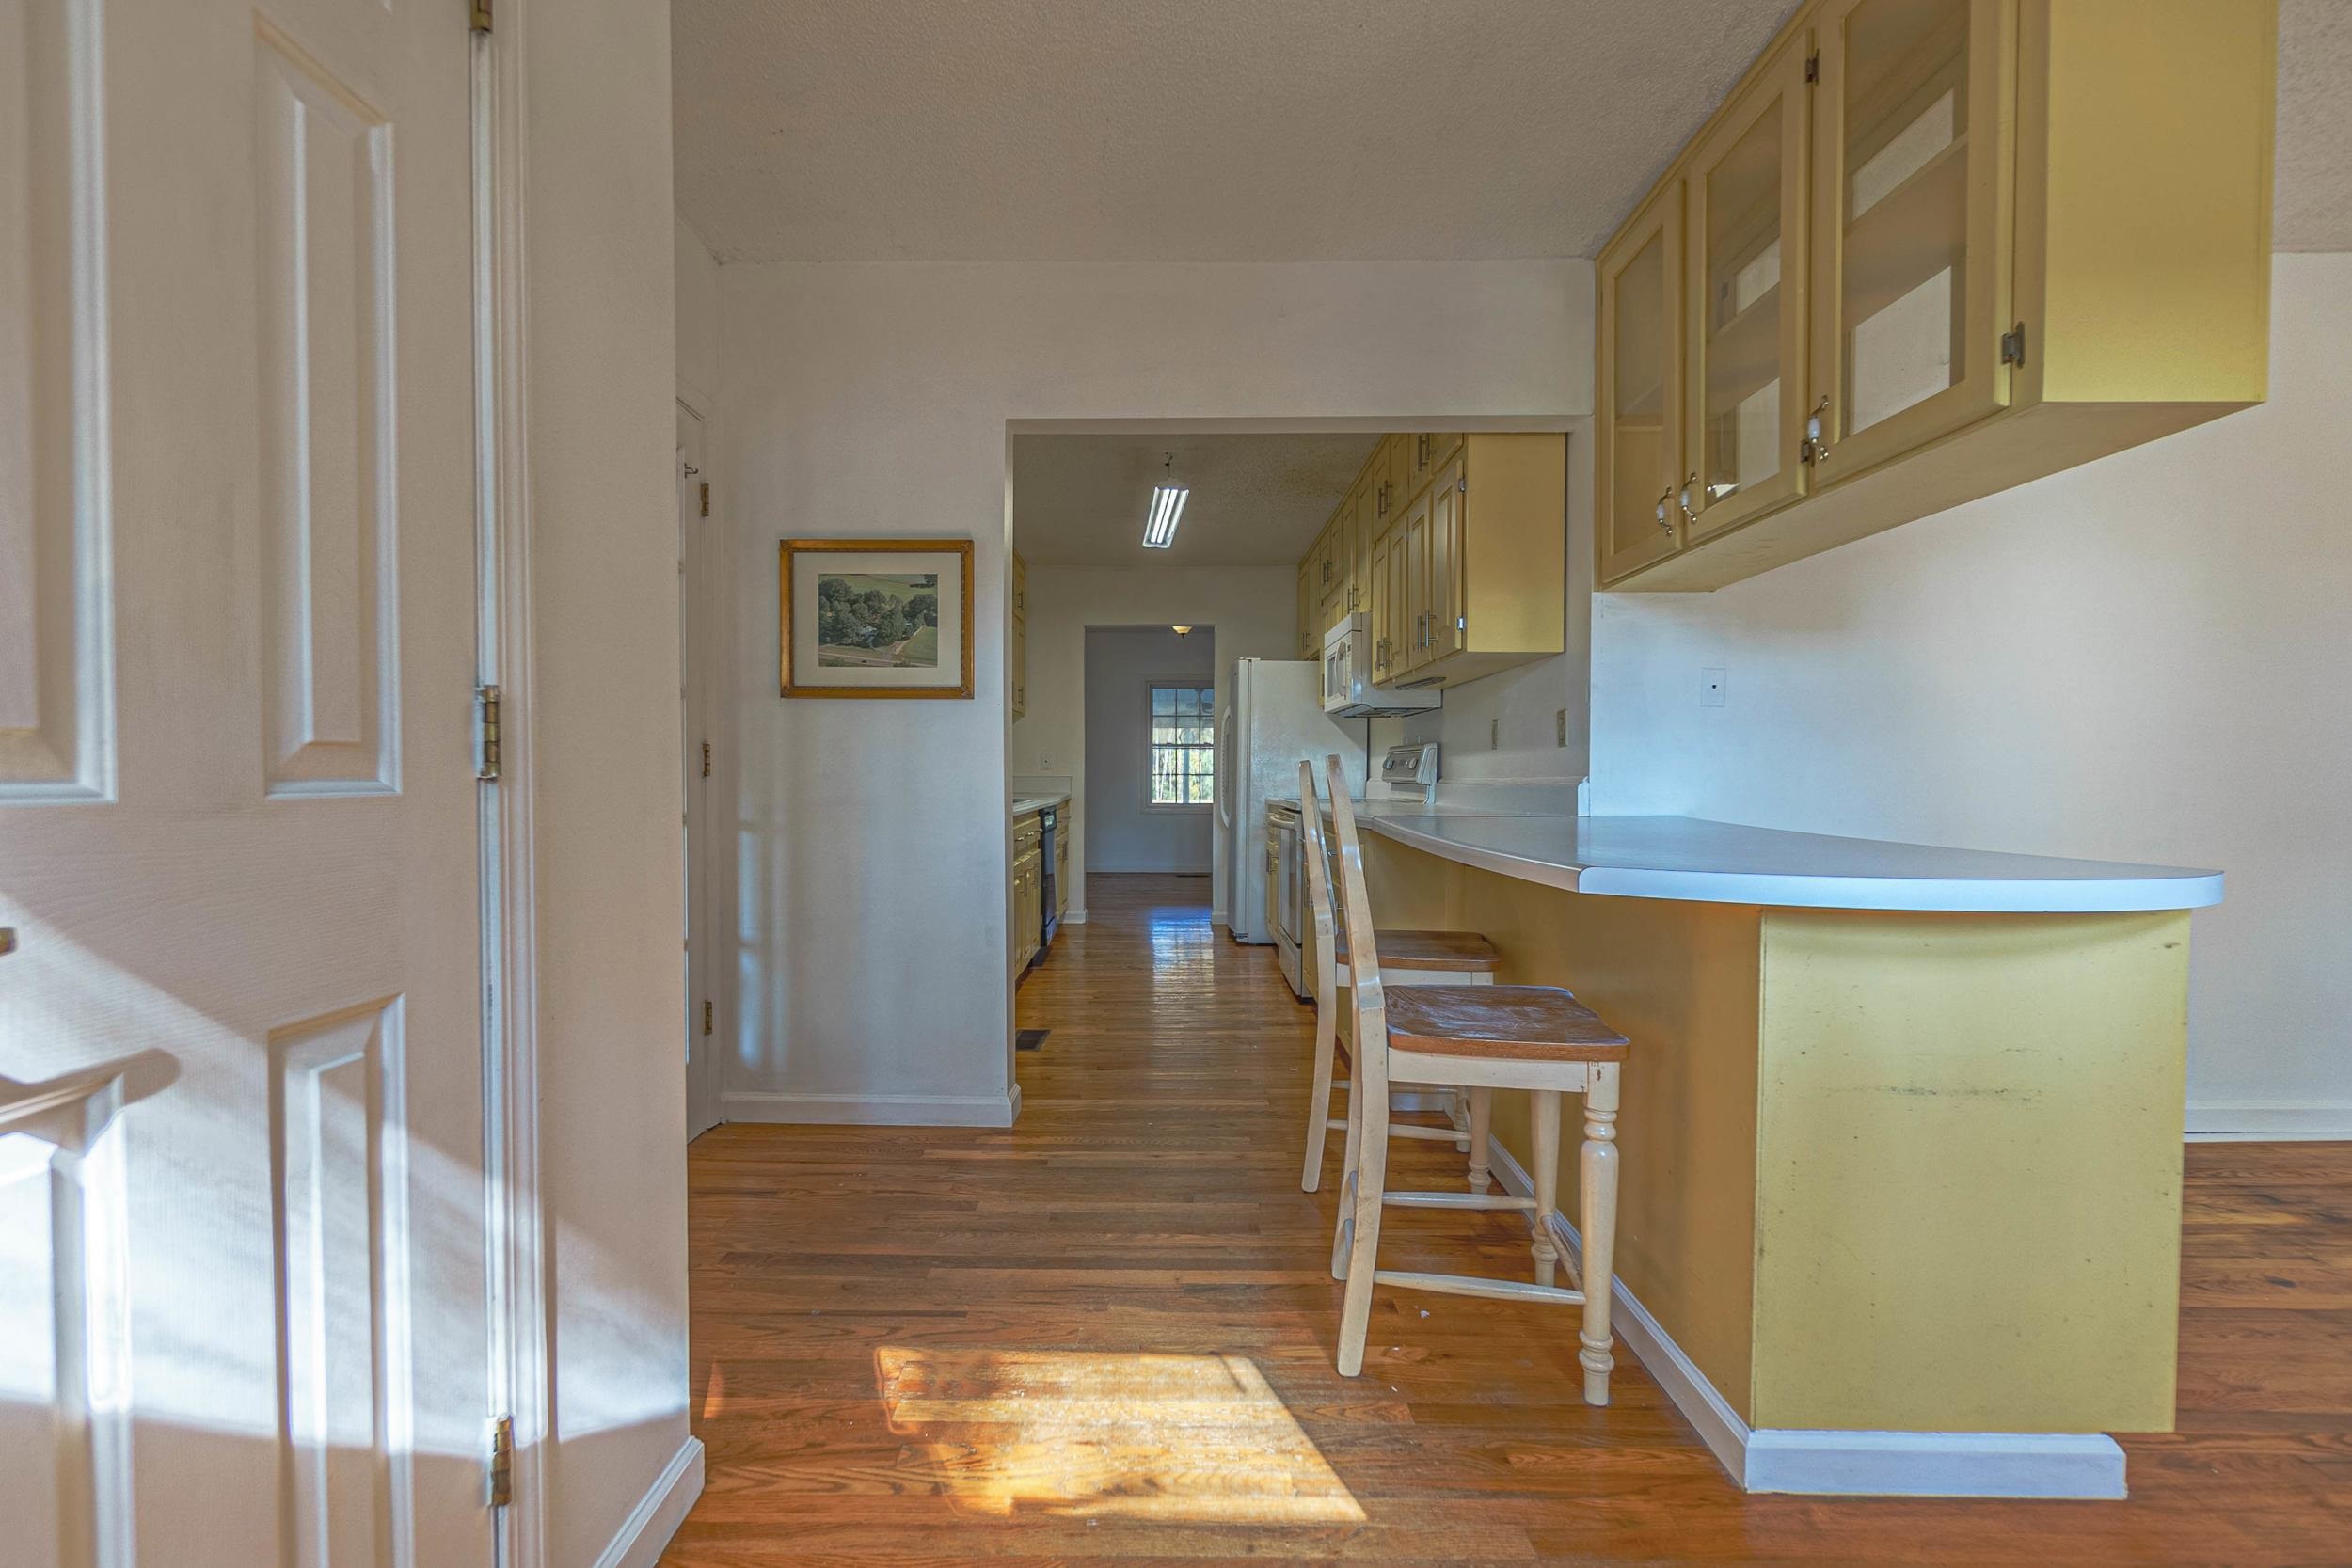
left=471, top=0, right=492, bottom=33
left=702, top=999, right=713, bottom=1037
left=1804, top=52, right=1819, bottom=84
left=699, top=482, right=709, bottom=517
left=701, top=741, right=711, bottom=778
left=475, top=685, right=501, bottom=781
left=486, top=1416, right=514, bottom=1507
left=2000, top=322, right=2027, bottom=367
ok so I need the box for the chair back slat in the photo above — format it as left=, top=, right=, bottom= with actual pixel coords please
left=1322, top=754, right=1389, bottom=1100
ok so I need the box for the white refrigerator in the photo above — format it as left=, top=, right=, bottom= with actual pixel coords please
left=1220, top=658, right=1366, bottom=944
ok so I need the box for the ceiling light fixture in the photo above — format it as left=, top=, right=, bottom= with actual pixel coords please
left=1171, top=625, right=1192, bottom=636
left=1142, top=453, right=1187, bottom=549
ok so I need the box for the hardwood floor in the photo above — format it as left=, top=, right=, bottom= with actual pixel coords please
left=666, top=872, right=2352, bottom=1565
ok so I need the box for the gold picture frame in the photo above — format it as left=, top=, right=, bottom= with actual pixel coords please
left=778, top=538, right=976, bottom=700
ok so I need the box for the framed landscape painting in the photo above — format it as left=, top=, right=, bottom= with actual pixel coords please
left=779, top=538, right=975, bottom=699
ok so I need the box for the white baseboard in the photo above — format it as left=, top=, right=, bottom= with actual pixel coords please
left=1063, top=907, right=1088, bottom=925
left=723, top=1085, right=1022, bottom=1127
left=1480, top=1138, right=2125, bottom=1499
left=2185, top=1100, right=2352, bottom=1141
left=592, top=1435, right=704, bottom=1568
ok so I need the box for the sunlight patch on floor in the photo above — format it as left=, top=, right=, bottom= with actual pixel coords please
left=875, top=1347, right=1365, bottom=1524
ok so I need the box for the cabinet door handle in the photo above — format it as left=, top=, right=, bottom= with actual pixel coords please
left=1678, top=472, right=1700, bottom=527
left=1654, top=488, right=1676, bottom=533
left=1801, top=396, right=1833, bottom=467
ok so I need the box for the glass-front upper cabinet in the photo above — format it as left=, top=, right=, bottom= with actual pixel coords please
left=1809, top=0, right=2011, bottom=482
left=1684, top=36, right=1812, bottom=542
left=1597, top=182, right=1684, bottom=584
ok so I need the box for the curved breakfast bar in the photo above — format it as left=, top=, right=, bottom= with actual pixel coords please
left=1320, top=800, right=2220, bottom=1498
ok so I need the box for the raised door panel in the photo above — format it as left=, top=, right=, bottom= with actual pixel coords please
left=255, top=34, right=398, bottom=795
left=1685, top=33, right=1814, bottom=543
left=0, top=0, right=113, bottom=800
left=1386, top=529, right=1410, bottom=680
left=1367, top=530, right=1391, bottom=681
left=1400, top=490, right=1433, bottom=673
left=1808, top=0, right=2012, bottom=484
left=1383, top=435, right=1414, bottom=514
left=1597, top=183, right=1686, bottom=583
left=1428, top=458, right=1465, bottom=660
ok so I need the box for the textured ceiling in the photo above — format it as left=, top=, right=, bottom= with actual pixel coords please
left=674, top=0, right=1801, bottom=262
left=2277, top=0, right=2352, bottom=250
left=1012, top=434, right=1377, bottom=568
left=675, top=0, right=2352, bottom=263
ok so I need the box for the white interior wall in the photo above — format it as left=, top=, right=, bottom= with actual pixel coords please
left=675, top=216, right=720, bottom=416
left=527, top=4, right=694, bottom=1561
left=1080, top=627, right=1221, bottom=879
left=717, top=259, right=1591, bottom=1122
left=1589, top=254, right=2352, bottom=1136
left=1017, top=566, right=1295, bottom=919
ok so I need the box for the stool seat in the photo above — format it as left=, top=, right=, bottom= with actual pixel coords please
left=1386, top=985, right=1629, bottom=1063
left=1335, top=928, right=1500, bottom=974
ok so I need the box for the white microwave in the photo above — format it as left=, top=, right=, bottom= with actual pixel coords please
left=1321, top=613, right=1441, bottom=717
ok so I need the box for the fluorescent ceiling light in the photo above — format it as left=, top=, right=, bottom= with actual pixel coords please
left=1142, top=483, right=1188, bottom=549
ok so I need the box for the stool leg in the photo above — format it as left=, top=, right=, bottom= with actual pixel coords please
left=1530, top=1090, right=1562, bottom=1286
left=1301, top=979, right=1340, bottom=1192
left=1335, top=1084, right=1391, bottom=1377
left=1466, top=1087, right=1494, bottom=1195
left=1579, top=1064, right=1621, bottom=1406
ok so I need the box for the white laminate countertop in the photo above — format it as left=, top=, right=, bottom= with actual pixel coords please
left=1011, top=793, right=1070, bottom=818
left=1357, top=812, right=2223, bottom=914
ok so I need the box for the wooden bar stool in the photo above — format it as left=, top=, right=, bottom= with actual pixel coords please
left=1295, top=759, right=1502, bottom=1195
left=1317, top=756, right=1629, bottom=1404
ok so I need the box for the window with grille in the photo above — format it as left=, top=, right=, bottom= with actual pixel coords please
left=1147, top=683, right=1216, bottom=808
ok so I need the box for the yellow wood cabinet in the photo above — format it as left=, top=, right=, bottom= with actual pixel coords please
left=1597, top=0, right=2275, bottom=591
left=1297, top=432, right=1563, bottom=687
left=1055, top=830, right=1071, bottom=919
left=1381, top=434, right=1565, bottom=689
left=1012, top=813, right=1043, bottom=974
left=1009, top=550, right=1028, bottom=719
left=1295, top=557, right=1317, bottom=657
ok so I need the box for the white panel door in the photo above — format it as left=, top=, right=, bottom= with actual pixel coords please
left=0, top=1, right=492, bottom=1566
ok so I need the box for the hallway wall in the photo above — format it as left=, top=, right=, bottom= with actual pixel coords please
left=715, top=259, right=1592, bottom=1126
left=1083, top=627, right=1217, bottom=878
left=1015, top=565, right=1296, bottom=921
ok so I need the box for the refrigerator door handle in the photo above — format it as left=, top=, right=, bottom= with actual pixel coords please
left=1215, top=702, right=1234, bottom=828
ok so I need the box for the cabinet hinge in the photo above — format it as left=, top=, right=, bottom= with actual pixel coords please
left=1456, top=475, right=1468, bottom=492
left=701, top=740, right=711, bottom=778
left=1804, top=52, right=1819, bottom=84
left=699, top=482, right=710, bottom=517
left=486, top=1416, right=514, bottom=1507
left=471, top=0, right=492, bottom=34
left=474, top=685, right=501, bottom=781
left=702, top=999, right=713, bottom=1037
left=2000, top=322, right=2027, bottom=367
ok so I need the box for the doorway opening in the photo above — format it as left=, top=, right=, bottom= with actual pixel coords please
left=1083, top=626, right=1218, bottom=920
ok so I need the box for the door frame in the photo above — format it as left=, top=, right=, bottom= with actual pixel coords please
left=677, top=398, right=726, bottom=1141
left=471, top=9, right=551, bottom=1568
